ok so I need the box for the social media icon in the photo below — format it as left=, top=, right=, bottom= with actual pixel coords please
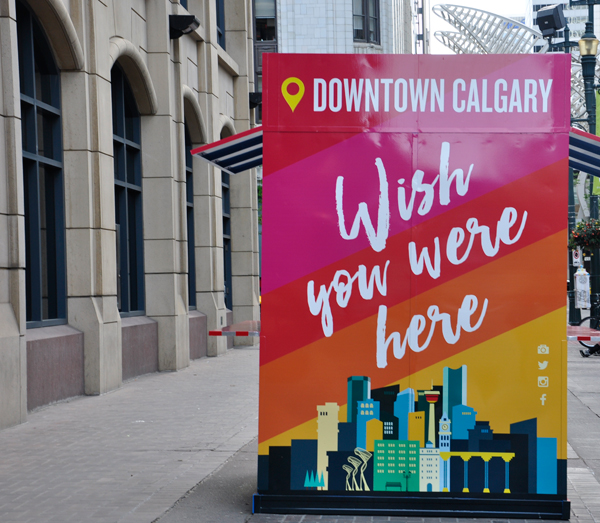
left=538, top=361, right=548, bottom=370
left=540, top=394, right=547, bottom=405
left=538, top=376, right=549, bottom=387
left=538, top=345, right=549, bottom=355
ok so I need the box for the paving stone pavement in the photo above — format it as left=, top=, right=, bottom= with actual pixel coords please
left=162, top=341, right=600, bottom=523
left=1, top=340, right=600, bottom=523
left=0, top=346, right=259, bottom=523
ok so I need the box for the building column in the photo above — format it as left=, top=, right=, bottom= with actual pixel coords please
left=142, top=3, right=190, bottom=370
left=0, top=7, right=27, bottom=427
left=63, top=67, right=122, bottom=394
left=483, top=457, right=491, bottom=493
left=224, top=0, right=260, bottom=347
left=503, top=457, right=513, bottom=493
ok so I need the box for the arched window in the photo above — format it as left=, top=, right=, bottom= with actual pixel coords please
left=112, top=64, right=144, bottom=314
left=185, top=123, right=196, bottom=309
left=17, top=0, right=67, bottom=327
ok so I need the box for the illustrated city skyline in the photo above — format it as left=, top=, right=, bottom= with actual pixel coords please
left=258, top=366, right=565, bottom=496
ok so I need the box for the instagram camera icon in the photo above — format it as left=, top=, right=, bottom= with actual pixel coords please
left=538, top=376, right=549, bottom=387
left=538, top=345, right=549, bottom=355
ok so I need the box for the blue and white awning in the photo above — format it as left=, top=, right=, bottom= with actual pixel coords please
left=194, top=126, right=600, bottom=179
left=570, top=128, right=600, bottom=178
left=191, top=127, right=262, bottom=176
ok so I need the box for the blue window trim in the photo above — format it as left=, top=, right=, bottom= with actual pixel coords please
left=216, top=0, right=226, bottom=49
left=17, top=0, right=67, bottom=328
left=112, top=64, right=145, bottom=315
left=185, top=124, right=197, bottom=309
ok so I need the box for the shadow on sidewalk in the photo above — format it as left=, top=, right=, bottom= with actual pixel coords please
left=157, top=438, right=257, bottom=523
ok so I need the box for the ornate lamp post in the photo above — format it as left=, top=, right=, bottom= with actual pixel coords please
left=579, top=23, right=600, bottom=317
left=579, top=23, right=599, bottom=136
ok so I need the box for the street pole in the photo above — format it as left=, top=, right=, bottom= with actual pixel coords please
left=564, top=25, right=582, bottom=324
left=580, top=20, right=600, bottom=317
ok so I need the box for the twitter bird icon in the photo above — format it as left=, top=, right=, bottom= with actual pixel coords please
left=538, top=361, right=548, bottom=370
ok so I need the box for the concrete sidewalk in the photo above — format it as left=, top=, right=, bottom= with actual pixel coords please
left=0, top=346, right=259, bottom=523
left=1, top=341, right=600, bottom=523
left=162, top=341, right=600, bottom=523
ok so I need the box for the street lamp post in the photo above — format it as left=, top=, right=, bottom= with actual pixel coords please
left=579, top=22, right=600, bottom=317
left=557, top=26, right=584, bottom=324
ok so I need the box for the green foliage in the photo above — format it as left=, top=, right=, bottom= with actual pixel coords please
left=569, top=218, right=600, bottom=249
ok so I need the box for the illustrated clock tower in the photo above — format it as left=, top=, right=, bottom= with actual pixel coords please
left=439, top=415, right=452, bottom=491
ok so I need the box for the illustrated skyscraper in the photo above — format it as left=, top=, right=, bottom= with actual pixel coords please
left=424, top=389, right=440, bottom=447
left=356, top=399, right=380, bottom=449
left=317, top=402, right=340, bottom=489
left=439, top=415, right=451, bottom=491
left=395, top=388, right=415, bottom=440
left=347, top=376, right=371, bottom=423
left=443, top=366, right=467, bottom=424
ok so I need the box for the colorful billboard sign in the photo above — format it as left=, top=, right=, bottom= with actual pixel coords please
left=256, top=54, right=570, bottom=518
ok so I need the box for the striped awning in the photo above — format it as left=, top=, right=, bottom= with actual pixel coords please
left=191, top=127, right=262, bottom=176
left=570, top=127, right=600, bottom=178
left=193, top=126, right=600, bottom=179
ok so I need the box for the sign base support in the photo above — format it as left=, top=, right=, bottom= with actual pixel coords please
left=253, top=493, right=570, bottom=520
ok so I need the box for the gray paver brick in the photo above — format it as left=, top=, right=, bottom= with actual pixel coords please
left=0, top=348, right=259, bottom=523
left=2, top=341, right=600, bottom=523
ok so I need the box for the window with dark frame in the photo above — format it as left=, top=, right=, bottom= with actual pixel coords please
left=185, top=124, right=196, bottom=309
left=17, top=0, right=67, bottom=328
left=353, top=0, right=380, bottom=44
left=216, top=0, right=226, bottom=49
left=255, top=0, right=276, bottom=41
left=222, top=168, right=232, bottom=310
left=112, top=64, right=145, bottom=315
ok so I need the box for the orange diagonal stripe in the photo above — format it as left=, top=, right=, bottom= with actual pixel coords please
left=258, top=230, right=565, bottom=443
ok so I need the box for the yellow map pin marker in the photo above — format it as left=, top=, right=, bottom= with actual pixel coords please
left=281, top=77, right=305, bottom=112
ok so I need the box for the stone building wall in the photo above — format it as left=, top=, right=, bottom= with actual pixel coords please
left=0, top=0, right=260, bottom=429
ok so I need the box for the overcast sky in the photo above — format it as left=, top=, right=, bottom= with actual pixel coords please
left=429, top=0, right=529, bottom=54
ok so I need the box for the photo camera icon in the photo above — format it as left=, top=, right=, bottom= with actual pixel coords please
left=538, top=345, right=549, bottom=355
left=538, top=376, right=549, bottom=387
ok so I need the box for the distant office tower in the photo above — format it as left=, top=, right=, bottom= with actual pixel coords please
left=372, top=385, right=400, bottom=415
left=537, top=437, right=557, bottom=494
left=451, top=405, right=477, bottom=440
left=356, top=399, right=380, bottom=449
left=511, top=418, right=538, bottom=494
left=372, top=385, right=400, bottom=441
left=381, top=411, right=399, bottom=440
left=468, top=421, right=494, bottom=451
left=347, top=376, right=371, bottom=423
left=317, top=402, right=340, bottom=490
left=366, top=418, right=384, bottom=452
left=373, top=440, right=421, bottom=492
left=420, top=447, right=441, bottom=492
left=443, top=366, right=467, bottom=422
left=395, top=388, right=415, bottom=440
left=290, top=439, right=318, bottom=490
left=338, top=422, right=357, bottom=452
left=408, top=411, right=426, bottom=447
